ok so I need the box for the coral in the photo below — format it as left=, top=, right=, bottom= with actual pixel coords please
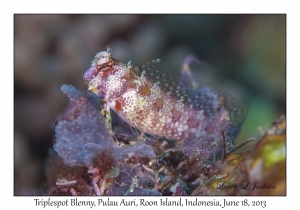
left=46, top=84, right=286, bottom=196
left=54, top=85, right=155, bottom=167
left=50, top=85, right=158, bottom=195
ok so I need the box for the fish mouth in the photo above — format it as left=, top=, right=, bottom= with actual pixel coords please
left=83, top=67, right=97, bottom=81
left=83, top=67, right=107, bottom=99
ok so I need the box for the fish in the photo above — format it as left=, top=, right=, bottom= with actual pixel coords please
left=83, top=45, right=247, bottom=156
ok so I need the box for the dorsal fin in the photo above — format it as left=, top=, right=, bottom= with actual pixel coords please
left=179, top=54, right=205, bottom=90
left=140, top=57, right=247, bottom=138
left=141, top=59, right=190, bottom=100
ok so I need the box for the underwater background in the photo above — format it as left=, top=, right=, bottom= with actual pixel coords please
left=14, top=14, right=285, bottom=194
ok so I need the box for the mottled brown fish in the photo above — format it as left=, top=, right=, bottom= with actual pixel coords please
left=83, top=45, right=247, bottom=155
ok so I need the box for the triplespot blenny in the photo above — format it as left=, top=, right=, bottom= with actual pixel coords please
left=83, top=45, right=247, bottom=154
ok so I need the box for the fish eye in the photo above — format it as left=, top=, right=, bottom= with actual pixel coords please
left=132, top=65, right=142, bottom=77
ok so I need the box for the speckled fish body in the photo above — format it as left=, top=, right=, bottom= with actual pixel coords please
left=83, top=46, right=247, bottom=152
